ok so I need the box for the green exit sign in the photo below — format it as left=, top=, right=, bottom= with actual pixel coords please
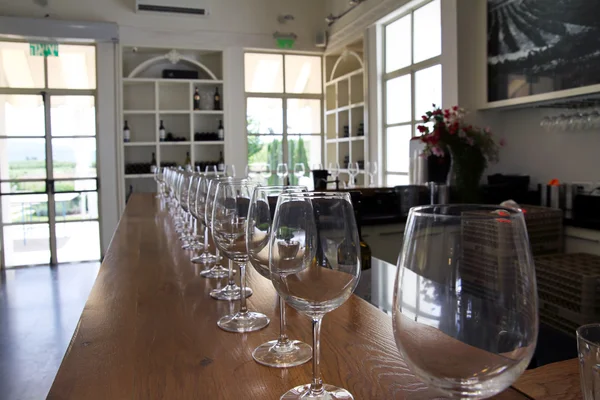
left=29, top=43, right=59, bottom=57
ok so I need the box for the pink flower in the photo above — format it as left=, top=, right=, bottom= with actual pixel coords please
left=458, top=130, right=466, bottom=138
left=484, top=127, right=492, bottom=134
left=466, top=137, right=475, bottom=146
left=431, top=146, right=445, bottom=157
left=499, top=138, right=506, bottom=147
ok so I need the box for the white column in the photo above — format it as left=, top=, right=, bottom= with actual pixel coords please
left=222, top=47, right=247, bottom=177
left=96, top=41, right=119, bottom=255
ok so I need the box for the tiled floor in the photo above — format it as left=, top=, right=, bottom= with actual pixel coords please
left=0, top=263, right=99, bottom=400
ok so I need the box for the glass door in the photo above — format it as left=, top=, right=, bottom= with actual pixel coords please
left=0, top=41, right=100, bottom=268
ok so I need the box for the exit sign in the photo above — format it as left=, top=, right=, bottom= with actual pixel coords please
left=29, top=43, right=59, bottom=57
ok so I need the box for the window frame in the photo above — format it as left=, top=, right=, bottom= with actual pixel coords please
left=382, top=0, right=442, bottom=186
left=244, top=52, right=324, bottom=181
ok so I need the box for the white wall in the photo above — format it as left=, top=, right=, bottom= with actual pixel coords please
left=483, top=108, right=600, bottom=185
left=0, top=0, right=326, bottom=51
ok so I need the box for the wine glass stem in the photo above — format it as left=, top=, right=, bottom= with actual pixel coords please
left=227, top=259, right=235, bottom=287
left=238, top=262, right=248, bottom=314
left=278, top=295, right=289, bottom=344
left=310, top=316, right=324, bottom=395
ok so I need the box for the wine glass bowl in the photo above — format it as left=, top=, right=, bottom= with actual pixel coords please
left=247, top=186, right=312, bottom=368
left=277, top=163, right=289, bottom=185
left=270, top=192, right=361, bottom=399
left=393, top=205, right=538, bottom=399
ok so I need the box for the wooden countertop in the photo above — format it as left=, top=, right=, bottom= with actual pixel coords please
left=47, top=194, right=571, bottom=399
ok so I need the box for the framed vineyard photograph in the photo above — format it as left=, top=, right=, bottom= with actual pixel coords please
left=487, top=0, right=600, bottom=102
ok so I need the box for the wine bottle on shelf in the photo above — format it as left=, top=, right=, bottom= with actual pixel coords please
left=150, top=152, right=157, bottom=173
left=217, top=151, right=224, bottom=171
left=214, top=87, right=221, bottom=110
left=184, top=152, right=191, bottom=168
left=193, top=87, right=200, bottom=110
left=218, top=120, right=224, bottom=140
left=159, top=120, right=166, bottom=142
left=123, top=120, right=131, bottom=143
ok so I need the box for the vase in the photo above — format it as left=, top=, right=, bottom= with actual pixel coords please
left=427, top=154, right=452, bottom=184
left=447, top=145, right=486, bottom=203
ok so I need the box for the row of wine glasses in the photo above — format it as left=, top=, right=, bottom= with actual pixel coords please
left=540, top=109, right=600, bottom=131
left=156, top=166, right=538, bottom=400
left=246, top=162, right=308, bottom=184
left=327, top=161, right=378, bottom=188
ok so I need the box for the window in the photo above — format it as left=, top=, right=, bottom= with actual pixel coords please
left=383, top=0, right=442, bottom=186
left=245, top=53, right=323, bottom=185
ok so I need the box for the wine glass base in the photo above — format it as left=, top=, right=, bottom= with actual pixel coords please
left=252, top=339, right=312, bottom=368
left=199, top=265, right=230, bottom=279
left=191, top=253, right=217, bottom=265
left=210, top=285, right=252, bottom=301
left=280, top=384, right=353, bottom=400
left=217, top=311, right=270, bottom=333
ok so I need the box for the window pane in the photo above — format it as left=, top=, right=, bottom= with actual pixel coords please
left=0, top=95, right=45, bottom=136
left=54, top=179, right=97, bottom=192
left=386, top=15, right=412, bottom=73
left=56, top=221, right=100, bottom=263
left=48, top=45, right=96, bottom=89
left=3, top=194, right=48, bottom=223
left=287, top=135, right=321, bottom=186
left=51, top=96, right=96, bottom=137
left=413, top=0, right=441, bottom=63
left=0, top=42, right=45, bottom=88
left=287, top=99, right=321, bottom=134
left=285, top=55, right=322, bottom=94
left=386, top=174, right=410, bottom=187
left=1, top=180, right=46, bottom=195
left=0, top=138, right=47, bottom=180
left=55, top=192, right=98, bottom=222
left=415, top=64, right=442, bottom=119
left=3, top=224, right=50, bottom=267
left=245, top=53, right=284, bottom=93
left=386, top=75, right=412, bottom=125
left=386, top=125, right=412, bottom=173
left=247, top=135, right=282, bottom=186
left=52, top=138, right=97, bottom=179
left=247, top=98, right=283, bottom=134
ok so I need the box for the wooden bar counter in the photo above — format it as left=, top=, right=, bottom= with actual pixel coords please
left=47, top=194, right=570, bottom=399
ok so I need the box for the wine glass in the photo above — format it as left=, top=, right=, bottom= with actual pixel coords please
left=247, top=186, right=312, bottom=368
left=365, top=161, right=378, bottom=187
left=293, top=163, right=306, bottom=182
left=277, top=163, right=289, bottom=185
left=270, top=192, right=361, bottom=399
left=393, top=205, right=538, bottom=399
left=205, top=164, right=217, bottom=175
left=220, top=164, right=236, bottom=177
left=328, top=162, right=340, bottom=187
left=185, top=172, right=204, bottom=252
left=347, top=162, right=359, bottom=188
left=260, top=163, right=271, bottom=184
left=212, top=180, right=269, bottom=332
left=190, top=174, right=226, bottom=278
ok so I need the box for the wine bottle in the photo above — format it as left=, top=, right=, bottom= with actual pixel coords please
left=123, top=120, right=131, bottom=143
left=193, top=87, right=200, bottom=110
left=214, top=87, right=221, bottom=110
left=151, top=152, right=157, bottom=166
left=184, top=151, right=191, bottom=168
left=159, top=120, right=166, bottom=142
left=218, top=120, right=224, bottom=140
left=218, top=151, right=224, bottom=171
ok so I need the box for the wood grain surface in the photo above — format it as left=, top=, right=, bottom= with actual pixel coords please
left=47, top=194, right=530, bottom=399
left=513, top=358, right=581, bottom=400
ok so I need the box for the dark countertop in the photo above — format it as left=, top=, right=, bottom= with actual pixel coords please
left=356, top=258, right=577, bottom=369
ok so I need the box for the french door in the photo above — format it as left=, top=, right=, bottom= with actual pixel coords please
left=0, top=41, right=101, bottom=268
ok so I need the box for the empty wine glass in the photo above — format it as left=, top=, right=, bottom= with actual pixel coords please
left=328, top=162, right=340, bottom=185
left=219, top=164, right=236, bottom=177
left=260, top=163, right=272, bottom=184
left=212, top=180, right=269, bottom=332
left=277, top=163, right=289, bottom=185
left=347, top=162, right=359, bottom=188
left=270, top=192, right=361, bottom=399
left=393, top=205, right=538, bottom=398
left=311, top=163, right=323, bottom=170
left=247, top=186, right=312, bottom=368
left=205, top=164, right=217, bottom=175
left=293, top=163, right=306, bottom=181
left=365, top=161, right=378, bottom=187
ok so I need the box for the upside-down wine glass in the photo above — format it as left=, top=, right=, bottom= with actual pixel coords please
left=212, top=180, right=269, bottom=332
left=270, top=192, right=361, bottom=399
left=247, top=186, right=312, bottom=368
left=393, top=205, right=538, bottom=399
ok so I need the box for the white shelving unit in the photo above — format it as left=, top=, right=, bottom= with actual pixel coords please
left=118, top=47, right=226, bottom=208
left=324, top=40, right=368, bottom=187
